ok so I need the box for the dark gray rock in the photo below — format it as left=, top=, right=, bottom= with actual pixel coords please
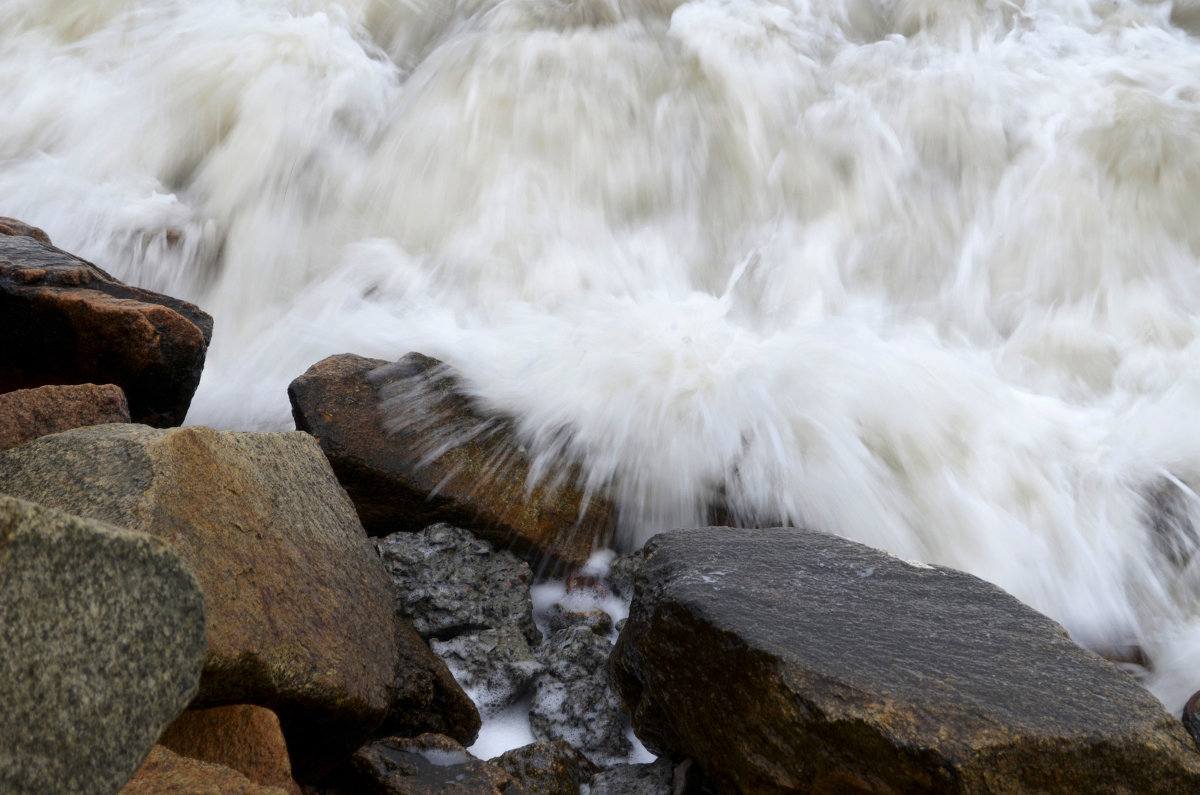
left=531, top=626, right=631, bottom=767
left=431, top=625, right=544, bottom=716
left=610, top=527, right=1200, bottom=794
left=605, top=551, right=645, bottom=602
left=324, top=734, right=518, bottom=795
left=544, top=604, right=614, bottom=636
left=1185, top=690, right=1200, bottom=748
left=588, top=758, right=673, bottom=795
left=0, top=495, right=206, bottom=794
left=376, top=523, right=541, bottom=645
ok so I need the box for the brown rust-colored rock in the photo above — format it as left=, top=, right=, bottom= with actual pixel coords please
left=324, top=734, right=522, bottom=795
left=610, top=527, right=1200, bottom=794
left=121, top=746, right=290, bottom=794
left=0, top=383, right=130, bottom=452
left=288, top=353, right=613, bottom=574
left=0, top=231, right=212, bottom=427
left=0, top=217, right=51, bottom=243
left=383, top=619, right=482, bottom=745
left=0, top=425, right=399, bottom=782
left=491, top=741, right=584, bottom=795
left=158, top=705, right=301, bottom=794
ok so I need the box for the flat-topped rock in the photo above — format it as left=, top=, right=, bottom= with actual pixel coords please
left=610, top=527, right=1200, bottom=794
left=0, top=230, right=211, bottom=426
left=0, top=383, right=130, bottom=452
left=0, top=495, right=206, bottom=794
left=0, top=425, right=398, bottom=782
left=288, top=353, right=613, bottom=573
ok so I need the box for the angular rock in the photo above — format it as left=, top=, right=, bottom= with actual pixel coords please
left=121, top=746, right=290, bottom=794
left=0, top=425, right=399, bottom=782
left=0, top=496, right=206, bottom=794
left=158, top=705, right=301, bottom=794
left=1185, top=690, right=1200, bottom=748
left=377, top=523, right=541, bottom=646
left=0, top=382, right=130, bottom=452
left=0, top=230, right=212, bottom=426
left=491, top=741, right=584, bottom=795
left=544, top=604, right=614, bottom=636
left=610, top=527, right=1200, bottom=794
left=605, top=551, right=645, bottom=602
left=324, top=734, right=521, bottom=795
left=531, top=626, right=631, bottom=767
left=381, top=619, right=482, bottom=745
left=589, top=759, right=674, bottom=795
left=289, top=353, right=613, bottom=572
left=431, top=625, right=544, bottom=715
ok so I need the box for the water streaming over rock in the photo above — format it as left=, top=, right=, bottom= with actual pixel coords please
left=4, top=0, right=1200, bottom=715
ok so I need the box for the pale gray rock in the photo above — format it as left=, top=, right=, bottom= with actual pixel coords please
left=531, top=626, right=631, bottom=767
left=430, top=625, right=544, bottom=715
left=376, top=523, right=541, bottom=645
left=0, top=495, right=206, bottom=794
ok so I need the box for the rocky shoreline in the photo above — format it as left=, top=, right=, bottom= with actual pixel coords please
left=2, top=218, right=1200, bottom=793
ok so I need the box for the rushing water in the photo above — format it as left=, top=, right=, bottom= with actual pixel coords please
left=4, top=0, right=1200, bottom=716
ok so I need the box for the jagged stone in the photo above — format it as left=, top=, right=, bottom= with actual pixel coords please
left=491, top=740, right=584, bottom=795
left=289, top=352, right=613, bottom=572
left=0, top=231, right=212, bottom=426
left=324, top=734, right=520, bottom=795
left=431, top=625, right=544, bottom=715
left=0, top=496, right=206, bottom=794
left=377, top=523, right=541, bottom=646
left=610, top=527, right=1200, bottom=794
left=589, top=759, right=674, bottom=795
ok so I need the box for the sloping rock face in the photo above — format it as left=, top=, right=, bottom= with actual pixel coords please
left=0, top=495, right=206, bottom=794
left=0, top=425, right=398, bottom=781
left=0, top=382, right=130, bottom=452
left=610, top=527, right=1200, bottom=794
left=383, top=618, right=482, bottom=745
left=289, top=353, right=612, bottom=573
left=122, top=746, right=290, bottom=795
left=0, top=229, right=212, bottom=426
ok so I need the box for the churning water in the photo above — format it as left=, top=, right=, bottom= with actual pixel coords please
left=4, top=0, right=1200, bottom=713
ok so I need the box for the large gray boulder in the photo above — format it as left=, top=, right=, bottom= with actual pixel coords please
left=0, top=425, right=399, bottom=782
left=610, top=527, right=1200, bottom=794
left=0, top=495, right=206, bottom=794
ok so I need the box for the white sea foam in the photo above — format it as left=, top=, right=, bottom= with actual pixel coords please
left=4, top=0, right=1200, bottom=718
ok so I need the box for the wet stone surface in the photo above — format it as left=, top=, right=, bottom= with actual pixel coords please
left=376, top=523, right=541, bottom=645
left=431, top=625, right=544, bottom=716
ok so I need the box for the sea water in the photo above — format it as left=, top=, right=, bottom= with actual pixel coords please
left=3, top=0, right=1200, bottom=731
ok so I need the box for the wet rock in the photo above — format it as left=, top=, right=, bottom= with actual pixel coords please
left=589, top=758, right=674, bottom=795
left=0, top=382, right=130, bottom=452
left=610, top=527, right=1200, bottom=794
left=158, top=705, right=301, bottom=794
left=431, top=625, right=544, bottom=715
left=0, top=496, right=206, bottom=794
left=544, top=604, right=614, bottom=636
left=121, top=746, right=290, bottom=794
left=377, top=523, right=541, bottom=646
left=0, top=425, right=398, bottom=782
left=381, top=619, right=482, bottom=745
left=0, top=231, right=212, bottom=426
left=324, top=734, right=520, bottom=795
left=531, top=626, right=631, bottom=767
left=491, top=740, right=584, bottom=795
left=289, top=352, right=613, bottom=572
left=605, top=551, right=645, bottom=602
left=0, top=216, right=51, bottom=243
left=1185, top=690, right=1200, bottom=748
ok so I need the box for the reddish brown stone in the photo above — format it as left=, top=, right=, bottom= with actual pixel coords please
left=0, top=383, right=130, bottom=452
left=0, top=230, right=212, bottom=427
left=288, top=353, right=613, bottom=574
left=158, top=705, right=302, bottom=794
left=121, top=746, right=290, bottom=794
left=0, top=217, right=51, bottom=243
